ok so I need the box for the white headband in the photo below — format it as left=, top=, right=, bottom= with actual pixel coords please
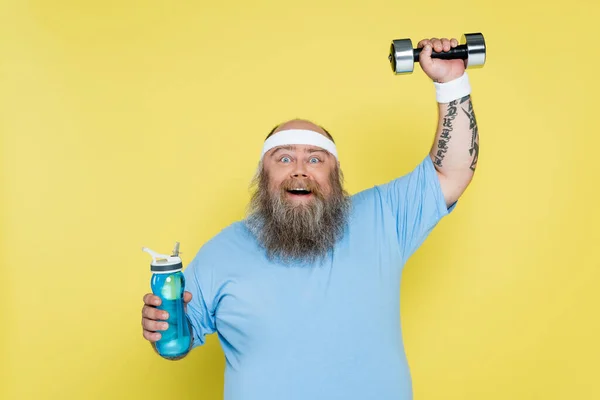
left=261, top=129, right=338, bottom=160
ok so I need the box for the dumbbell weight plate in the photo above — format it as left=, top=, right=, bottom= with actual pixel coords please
left=462, top=33, right=486, bottom=68
left=389, top=38, right=415, bottom=75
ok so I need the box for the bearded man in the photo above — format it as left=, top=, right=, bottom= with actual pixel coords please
left=141, top=37, right=479, bottom=400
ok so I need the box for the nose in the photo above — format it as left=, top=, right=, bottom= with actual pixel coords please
left=290, top=162, right=309, bottom=179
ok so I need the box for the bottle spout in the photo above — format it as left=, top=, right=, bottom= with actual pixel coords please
left=142, top=243, right=183, bottom=272
left=142, top=247, right=169, bottom=263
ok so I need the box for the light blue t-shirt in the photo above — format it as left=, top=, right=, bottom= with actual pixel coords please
left=184, top=156, right=454, bottom=400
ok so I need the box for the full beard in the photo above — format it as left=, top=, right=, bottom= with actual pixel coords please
left=245, top=166, right=351, bottom=265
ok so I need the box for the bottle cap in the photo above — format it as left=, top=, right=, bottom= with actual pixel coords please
left=142, top=242, right=183, bottom=273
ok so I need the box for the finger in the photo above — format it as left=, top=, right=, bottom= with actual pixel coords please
left=143, top=293, right=161, bottom=307
left=142, top=317, right=169, bottom=332
left=416, top=39, right=431, bottom=49
left=142, top=305, right=169, bottom=321
left=450, top=38, right=458, bottom=48
left=143, top=329, right=162, bottom=342
left=441, top=38, right=451, bottom=52
left=431, top=38, right=443, bottom=52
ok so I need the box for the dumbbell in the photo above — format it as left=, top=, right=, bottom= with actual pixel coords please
left=388, top=33, right=486, bottom=75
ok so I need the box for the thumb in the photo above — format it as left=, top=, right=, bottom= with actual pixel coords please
left=183, top=291, right=192, bottom=313
left=419, top=44, right=434, bottom=69
left=183, top=291, right=193, bottom=304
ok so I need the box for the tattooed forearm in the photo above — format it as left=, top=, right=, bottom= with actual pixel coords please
left=432, top=99, right=458, bottom=168
left=426, top=89, right=479, bottom=204
left=460, top=96, right=479, bottom=171
left=430, top=94, right=479, bottom=174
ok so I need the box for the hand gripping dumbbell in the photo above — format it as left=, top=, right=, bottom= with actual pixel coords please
left=388, top=33, right=486, bottom=75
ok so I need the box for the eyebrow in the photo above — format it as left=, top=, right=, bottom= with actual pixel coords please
left=270, top=146, right=328, bottom=157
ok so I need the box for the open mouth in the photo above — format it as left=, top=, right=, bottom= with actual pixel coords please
left=286, top=188, right=312, bottom=196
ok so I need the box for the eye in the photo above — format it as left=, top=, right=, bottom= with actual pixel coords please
left=280, top=156, right=292, bottom=163
left=309, top=157, right=320, bottom=164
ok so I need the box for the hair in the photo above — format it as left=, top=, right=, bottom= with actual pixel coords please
left=265, top=123, right=335, bottom=143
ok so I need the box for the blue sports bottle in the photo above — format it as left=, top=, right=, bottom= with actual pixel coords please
left=142, top=242, right=192, bottom=359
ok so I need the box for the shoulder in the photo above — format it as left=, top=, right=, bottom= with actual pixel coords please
left=345, top=156, right=440, bottom=217
left=184, top=221, right=256, bottom=274
left=348, top=180, right=391, bottom=211
left=190, top=221, right=253, bottom=261
left=348, top=158, right=429, bottom=203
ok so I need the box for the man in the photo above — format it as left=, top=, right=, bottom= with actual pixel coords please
left=141, top=37, right=479, bottom=400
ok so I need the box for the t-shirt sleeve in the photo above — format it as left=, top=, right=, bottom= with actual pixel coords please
left=183, top=252, right=217, bottom=349
left=375, top=155, right=456, bottom=262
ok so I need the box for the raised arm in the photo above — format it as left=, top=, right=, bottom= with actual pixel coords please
left=417, top=37, right=480, bottom=207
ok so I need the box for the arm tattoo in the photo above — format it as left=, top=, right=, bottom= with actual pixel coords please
left=460, top=96, right=479, bottom=171
left=433, top=99, right=458, bottom=167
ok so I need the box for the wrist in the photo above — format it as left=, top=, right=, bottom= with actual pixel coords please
left=433, top=72, right=471, bottom=103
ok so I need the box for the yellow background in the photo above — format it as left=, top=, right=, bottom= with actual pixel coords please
left=2, top=0, right=598, bottom=399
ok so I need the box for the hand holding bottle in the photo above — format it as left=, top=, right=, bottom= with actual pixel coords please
left=141, top=243, right=193, bottom=359
left=142, top=290, right=192, bottom=342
